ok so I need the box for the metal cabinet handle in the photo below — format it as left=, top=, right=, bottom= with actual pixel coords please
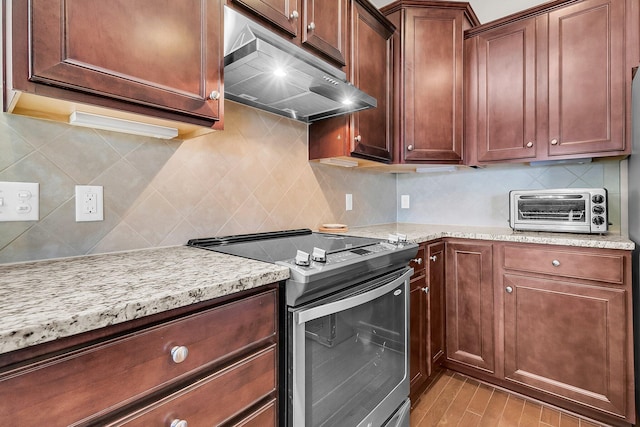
left=170, top=420, right=188, bottom=427
left=354, top=135, right=362, bottom=143
left=421, top=287, right=430, bottom=294
left=308, top=22, right=316, bottom=31
left=550, top=138, right=559, bottom=145
left=552, top=259, right=560, bottom=267
left=407, top=144, right=414, bottom=151
left=505, top=286, right=513, bottom=294
left=429, top=255, right=437, bottom=262
left=411, top=257, right=423, bottom=265
left=526, top=142, right=534, bottom=148
left=208, top=91, right=220, bottom=101
left=171, top=346, right=189, bottom=364
left=290, top=10, right=299, bottom=19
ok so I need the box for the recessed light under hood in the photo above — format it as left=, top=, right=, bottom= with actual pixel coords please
left=224, top=8, right=376, bottom=123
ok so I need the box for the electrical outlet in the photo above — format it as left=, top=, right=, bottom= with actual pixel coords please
left=75, top=185, right=104, bottom=222
left=401, top=195, right=410, bottom=209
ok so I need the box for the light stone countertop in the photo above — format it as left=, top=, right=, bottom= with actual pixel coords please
left=0, top=246, right=289, bottom=356
left=345, top=223, right=636, bottom=250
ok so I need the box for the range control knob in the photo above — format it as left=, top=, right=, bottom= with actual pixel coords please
left=312, top=247, right=327, bottom=263
left=592, top=216, right=605, bottom=226
left=592, top=205, right=605, bottom=215
left=592, top=194, right=605, bottom=204
left=388, top=234, right=399, bottom=244
left=295, top=250, right=311, bottom=266
left=396, top=234, right=407, bottom=243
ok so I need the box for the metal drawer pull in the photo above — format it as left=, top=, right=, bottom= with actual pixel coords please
left=290, top=10, right=299, bottom=19
left=308, top=22, right=316, bottom=31
left=505, top=286, right=513, bottom=294
left=407, top=144, right=414, bottom=151
left=552, top=260, right=560, bottom=267
left=421, top=287, right=430, bottom=294
left=208, top=91, right=220, bottom=101
left=171, top=346, right=189, bottom=364
left=412, top=257, right=423, bottom=265
left=526, top=142, right=534, bottom=148
left=429, top=255, right=437, bottom=262
left=171, top=419, right=188, bottom=427
left=550, top=138, right=559, bottom=145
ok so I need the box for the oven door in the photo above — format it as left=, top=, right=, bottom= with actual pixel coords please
left=288, top=268, right=411, bottom=427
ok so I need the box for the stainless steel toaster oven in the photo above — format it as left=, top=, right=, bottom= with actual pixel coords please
left=509, top=188, right=608, bottom=234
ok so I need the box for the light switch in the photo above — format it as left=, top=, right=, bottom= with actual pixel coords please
left=401, top=195, right=410, bottom=209
left=0, top=182, right=39, bottom=222
left=346, top=194, right=353, bottom=211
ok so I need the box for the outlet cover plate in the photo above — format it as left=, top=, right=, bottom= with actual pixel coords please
left=0, top=181, right=39, bottom=221
left=75, top=185, right=104, bottom=222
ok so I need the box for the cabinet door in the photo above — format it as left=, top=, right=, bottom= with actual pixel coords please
left=445, top=241, right=494, bottom=374
left=230, top=0, right=300, bottom=37
left=427, top=242, right=445, bottom=367
left=351, top=0, right=394, bottom=162
left=302, top=0, right=347, bottom=65
left=503, top=274, right=628, bottom=417
left=402, top=8, right=464, bottom=162
left=474, top=18, right=538, bottom=162
left=547, top=0, right=626, bottom=156
left=409, top=273, right=428, bottom=401
left=27, top=0, right=222, bottom=122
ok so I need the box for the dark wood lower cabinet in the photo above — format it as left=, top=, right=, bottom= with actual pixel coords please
left=439, top=240, right=634, bottom=426
left=445, top=240, right=495, bottom=374
left=0, top=287, right=279, bottom=426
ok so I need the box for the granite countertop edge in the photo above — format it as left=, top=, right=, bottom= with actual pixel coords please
left=0, top=246, right=290, bottom=356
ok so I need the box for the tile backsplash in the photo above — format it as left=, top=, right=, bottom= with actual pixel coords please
left=0, top=100, right=624, bottom=264
left=396, top=161, right=621, bottom=230
left=0, top=102, right=396, bottom=263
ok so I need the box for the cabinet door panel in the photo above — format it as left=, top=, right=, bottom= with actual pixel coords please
left=230, top=0, right=300, bottom=37
left=445, top=242, right=494, bottom=373
left=29, top=0, right=222, bottom=121
left=302, top=0, right=347, bottom=65
left=428, top=242, right=446, bottom=366
left=409, top=274, right=428, bottom=396
left=476, top=18, right=537, bottom=162
left=404, top=9, right=464, bottom=162
left=503, top=274, right=627, bottom=417
left=351, top=1, right=394, bottom=162
left=547, top=0, right=625, bottom=155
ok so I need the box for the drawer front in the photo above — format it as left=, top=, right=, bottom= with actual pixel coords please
left=111, top=346, right=277, bottom=426
left=0, top=290, right=277, bottom=426
left=231, top=398, right=276, bottom=426
left=503, top=245, right=624, bottom=284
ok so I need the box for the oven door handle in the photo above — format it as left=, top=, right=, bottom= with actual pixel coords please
left=295, top=268, right=412, bottom=324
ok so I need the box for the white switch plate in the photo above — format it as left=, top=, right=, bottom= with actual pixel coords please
left=346, top=194, right=353, bottom=211
left=0, top=181, right=39, bottom=221
left=75, top=185, right=104, bottom=222
left=401, top=195, right=410, bottom=209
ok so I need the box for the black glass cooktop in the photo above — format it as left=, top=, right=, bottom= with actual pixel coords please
left=187, top=229, right=383, bottom=264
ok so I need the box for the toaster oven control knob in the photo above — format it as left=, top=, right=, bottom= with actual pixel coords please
left=312, top=247, right=327, bottom=263
left=295, top=250, right=311, bottom=266
left=593, top=205, right=605, bottom=215
left=593, top=216, right=605, bottom=226
left=592, top=194, right=605, bottom=204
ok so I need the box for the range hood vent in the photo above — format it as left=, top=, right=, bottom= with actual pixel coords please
left=224, top=8, right=376, bottom=123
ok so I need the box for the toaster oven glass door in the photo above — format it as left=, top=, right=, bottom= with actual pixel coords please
left=517, top=196, right=587, bottom=223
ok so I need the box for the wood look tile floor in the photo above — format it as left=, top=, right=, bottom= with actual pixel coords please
left=410, top=370, right=611, bottom=427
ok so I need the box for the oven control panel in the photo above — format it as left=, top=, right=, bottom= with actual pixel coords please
left=289, top=242, right=408, bottom=268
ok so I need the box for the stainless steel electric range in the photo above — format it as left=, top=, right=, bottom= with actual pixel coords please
left=188, top=229, right=418, bottom=427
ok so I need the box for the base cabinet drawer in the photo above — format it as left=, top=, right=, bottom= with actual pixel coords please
left=109, top=346, right=277, bottom=426
left=0, top=288, right=278, bottom=426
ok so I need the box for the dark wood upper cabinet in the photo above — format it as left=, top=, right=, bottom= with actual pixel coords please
left=229, top=0, right=300, bottom=37
left=228, top=0, right=347, bottom=67
left=465, top=0, right=631, bottom=165
left=546, top=0, right=626, bottom=157
left=383, top=2, right=480, bottom=164
left=301, top=0, right=348, bottom=65
left=11, top=0, right=223, bottom=129
left=308, top=0, right=394, bottom=164
left=468, top=18, right=538, bottom=163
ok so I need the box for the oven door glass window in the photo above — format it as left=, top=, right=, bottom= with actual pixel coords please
left=289, top=270, right=410, bottom=427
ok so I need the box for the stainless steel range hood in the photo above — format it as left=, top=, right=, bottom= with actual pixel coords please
left=224, top=7, right=376, bottom=123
